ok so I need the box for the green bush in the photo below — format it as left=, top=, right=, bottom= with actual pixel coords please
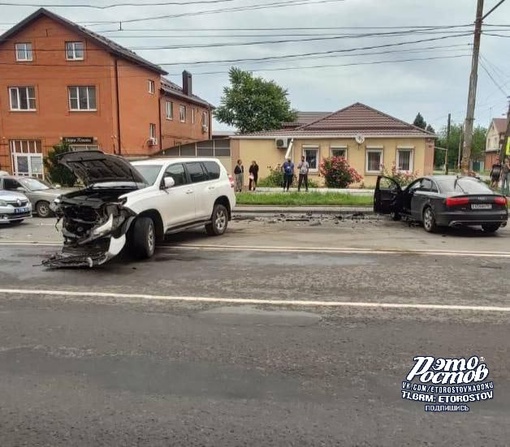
left=319, top=156, right=362, bottom=188
left=43, top=142, right=77, bottom=187
left=258, top=164, right=319, bottom=188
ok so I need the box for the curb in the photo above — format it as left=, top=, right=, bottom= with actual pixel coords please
left=233, top=206, right=375, bottom=215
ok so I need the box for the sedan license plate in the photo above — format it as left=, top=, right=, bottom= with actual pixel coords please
left=471, top=204, right=492, bottom=210
left=14, top=207, right=30, bottom=214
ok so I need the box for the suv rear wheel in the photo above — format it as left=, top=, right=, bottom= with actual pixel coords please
left=206, top=204, right=228, bottom=236
left=130, top=217, right=156, bottom=259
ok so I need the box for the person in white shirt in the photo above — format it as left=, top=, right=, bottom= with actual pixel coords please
left=297, top=156, right=309, bottom=192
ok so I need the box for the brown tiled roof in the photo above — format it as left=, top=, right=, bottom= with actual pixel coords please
left=282, top=111, right=331, bottom=128
left=160, top=77, right=214, bottom=109
left=493, top=118, right=507, bottom=134
left=0, top=8, right=168, bottom=75
left=236, top=102, right=436, bottom=138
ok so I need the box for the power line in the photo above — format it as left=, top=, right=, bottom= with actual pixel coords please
left=479, top=57, right=508, bottom=97
left=0, top=0, right=252, bottom=7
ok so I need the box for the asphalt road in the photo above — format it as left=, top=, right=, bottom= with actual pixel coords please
left=0, top=217, right=509, bottom=446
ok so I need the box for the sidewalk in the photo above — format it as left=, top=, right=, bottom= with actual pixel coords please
left=233, top=205, right=375, bottom=215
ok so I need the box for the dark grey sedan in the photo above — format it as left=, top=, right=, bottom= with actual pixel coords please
left=374, top=175, right=508, bottom=233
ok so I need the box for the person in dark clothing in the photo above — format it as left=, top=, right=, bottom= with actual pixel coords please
left=233, top=159, right=244, bottom=192
left=490, top=157, right=502, bottom=188
left=281, top=158, right=294, bottom=191
left=248, top=160, right=259, bottom=191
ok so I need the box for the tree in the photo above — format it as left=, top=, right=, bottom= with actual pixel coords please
left=413, top=113, right=427, bottom=129
left=426, top=124, right=435, bottom=134
left=213, top=67, right=297, bottom=134
left=435, top=123, right=486, bottom=169
left=43, top=142, right=77, bottom=187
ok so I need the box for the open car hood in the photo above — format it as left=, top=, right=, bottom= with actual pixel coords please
left=57, top=150, right=147, bottom=186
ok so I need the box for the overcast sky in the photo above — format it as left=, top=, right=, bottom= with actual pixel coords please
left=1, top=0, right=509, bottom=133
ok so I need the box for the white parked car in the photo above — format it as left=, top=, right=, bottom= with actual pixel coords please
left=43, top=150, right=236, bottom=268
left=0, top=189, right=32, bottom=225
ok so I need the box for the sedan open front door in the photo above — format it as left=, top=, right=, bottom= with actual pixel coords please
left=374, top=176, right=402, bottom=214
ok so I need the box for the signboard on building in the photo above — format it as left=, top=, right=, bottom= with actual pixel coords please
left=62, top=137, right=94, bottom=145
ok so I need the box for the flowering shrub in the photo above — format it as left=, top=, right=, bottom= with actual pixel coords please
left=381, top=163, right=419, bottom=187
left=319, top=156, right=363, bottom=188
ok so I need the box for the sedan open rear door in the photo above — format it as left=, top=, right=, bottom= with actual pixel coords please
left=374, top=176, right=402, bottom=214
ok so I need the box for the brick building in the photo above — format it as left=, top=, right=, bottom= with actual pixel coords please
left=0, top=8, right=213, bottom=178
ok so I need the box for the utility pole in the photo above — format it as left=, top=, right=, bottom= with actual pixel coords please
left=445, top=113, right=451, bottom=174
left=461, top=0, right=507, bottom=174
left=461, top=0, right=484, bottom=174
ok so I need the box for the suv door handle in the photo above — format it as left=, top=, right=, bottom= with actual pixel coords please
left=186, top=189, right=193, bottom=194
left=208, top=186, right=215, bottom=190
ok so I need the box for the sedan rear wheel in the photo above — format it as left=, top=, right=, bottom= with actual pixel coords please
left=482, top=223, right=501, bottom=233
left=422, top=206, right=437, bottom=233
left=36, top=200, right=52, bottom=218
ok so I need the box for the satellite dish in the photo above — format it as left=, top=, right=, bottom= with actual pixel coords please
left=355, top=134, right=365, bottom=144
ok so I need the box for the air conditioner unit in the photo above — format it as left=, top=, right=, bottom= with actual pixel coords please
left=276, top=138, right=289, bottom=149
left=201, top=124, right=209, bottom=133
left=148, top=137, right=158, bottom=146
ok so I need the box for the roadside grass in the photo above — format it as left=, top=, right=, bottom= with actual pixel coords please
left=236, top=191, right=373, bottom=206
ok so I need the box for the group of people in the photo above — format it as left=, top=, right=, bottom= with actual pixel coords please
left=234, top=159, right=259, bottom=192
left=233, top=156, right=311, bottom=192
left=281, top=156, right=310, bottom=192
left=490, top=157, right=510, bottom=196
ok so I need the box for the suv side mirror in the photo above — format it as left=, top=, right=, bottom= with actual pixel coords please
left=163, top=176, right=175, bottom=189
left=16, top=186, right=25, bottom=192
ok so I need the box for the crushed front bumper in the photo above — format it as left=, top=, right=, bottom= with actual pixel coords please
left=42, top=234, right=127, bottom=269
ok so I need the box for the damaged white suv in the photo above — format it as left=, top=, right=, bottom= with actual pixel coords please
left=43, top=150, right=236, bottom=268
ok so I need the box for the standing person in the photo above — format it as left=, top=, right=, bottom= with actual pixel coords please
left=297, top=155, right=310, bottom=192
left=281, top=157, right=294, bottom=191
left=490, top=157, right=502, bottom=189
left=234, top=159, right=244, bottom=192
left=501, top=158, right=510, bottom=196
left=248, top=160, right=259, bottom=191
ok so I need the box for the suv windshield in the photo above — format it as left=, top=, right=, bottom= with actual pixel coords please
left=19, top=178, right=51, bottom=191
left=131, top=164, right=161, bottom=186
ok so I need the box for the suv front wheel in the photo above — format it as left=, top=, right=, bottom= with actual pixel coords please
left=206, top=204, right=228, bottom=236
left=130, top=217, right=156, bottom=259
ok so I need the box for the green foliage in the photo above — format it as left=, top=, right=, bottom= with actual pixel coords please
left=236, top=192, right=372, bottom=206
left=43, top=142, right=77, bottom=187
left=413, top=113, right=427, bottom=129
left=213, top=67, right=298, bottom=134
left=257, top=164, right=319, bottom=188
left=381, top=163, right=419, bottom=186
left=319, top=156, right=362, bottom=188
left=435, top=123, right=487, bottom=168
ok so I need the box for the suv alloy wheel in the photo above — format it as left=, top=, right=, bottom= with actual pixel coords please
left=206, top=204, right=228, bottom=236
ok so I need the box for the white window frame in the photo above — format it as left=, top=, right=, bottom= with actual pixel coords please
left=166, top=101, right=173, bottom=120
left=9, top=86, right=36, bottom=111
left=68, top=86, right=97, bottom=111
left=396, top=148, right=414, bottom=172
left=303, top=145, right=320, bottom=172
left=149, top=123, right=156, bottom=139
left=148, top=79, right=155, bottom=94
left=10, top=140, right=44, bottom=179
left=15, top=43, right=33, bottom=61
left=330, top=146, right=347, bottom=159
left=202, top=110, right=208, bottom=125
left=179, top=105, right=186, bottom=123
left=191, top=107, right=196, bottom=124
left=366, top=148, right=384, bottom=174
left=65, top=41, right=84, bottom=60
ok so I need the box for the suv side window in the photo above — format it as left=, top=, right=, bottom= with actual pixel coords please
left=164, top=163, right=187, bottom=186
left=185, top=162, right=208, bottom=183
left=203, top=161, right=221, bottom=180
left=3, top=178, right=22, bottom=190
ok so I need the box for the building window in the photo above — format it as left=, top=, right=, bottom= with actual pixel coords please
left=148, top=80, right=155, bottom=94
left=192, top=108, right=196, bottom=124
left=396, top=149, right=413, bottom=171
left=202, top=110, right=208, bottom=125
left=10, top=140, right=44, bottom=179
left=303, top=146, right=319, bottom=171
left=15, top=43, right=33, bottom=61
left=214, top=139, right=230, bottom=157
left=366, top=149, right=383, bottom=173
left=9, top=86, right=36, bottom=111
left=330, top=146, right=347, bottom=158
left=65, top=41, right=84, bottom=60
left=68, top=86, right=96, bottom=111
left=149, top=123, right=156, bottom=139
left=165, top=101, right=173, bottom=120
left=180, top=105, right=186, bottom=122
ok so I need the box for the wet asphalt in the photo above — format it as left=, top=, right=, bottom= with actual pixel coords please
left=0, top=219, right=509, bottom=446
